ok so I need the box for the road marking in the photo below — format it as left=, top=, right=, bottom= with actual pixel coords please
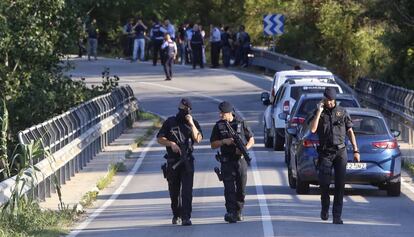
left=67, top=136, right=157, bottom=237
left=138, top=81, right=275, bottom=237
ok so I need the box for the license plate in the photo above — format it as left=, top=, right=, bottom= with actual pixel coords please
left=347, top=162, right=367, bottom=170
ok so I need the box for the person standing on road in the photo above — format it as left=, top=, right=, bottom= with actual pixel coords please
left=221, top=26, right=232, bottom=68
left=209, top=24, right=221, bottom=68
left=157, top=98, right=203, bottom=226
left=150, top=19, right=166, bottom=66
left=132, top=17, right=147, bottom=62
left=310, top=87, right=360, bottom=225
left=161, top=33, right=177, bottom=81
left=189, top=24, right=204, bottom=69
left=87, top=18, right=99, bottom=61
left=122, top=18, right=135, bottom=60
left=210, top=101, right=255, bottom=223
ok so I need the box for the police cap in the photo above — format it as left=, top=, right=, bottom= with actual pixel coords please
left=323, top=87, right=337, bottom=100
left=178, top=97, right=192, bottom=109
left=218, top=101, right=234, bottom=113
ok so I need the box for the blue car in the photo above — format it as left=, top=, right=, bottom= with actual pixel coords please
left=287, top=108, right=402, bottom=196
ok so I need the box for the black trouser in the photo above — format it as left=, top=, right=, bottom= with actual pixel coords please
left=241, top=46, right=250, bottom=66
left=167, top=159, right=194, bottom=220
left=221, top=158, right=248, bottom=215
left=163, top=56, right=174, bottom=79
left=318, top=147, right=347, bottom=219
left=152, top=40, right=163, bottom=66
left=191, top=43, right=203, bottom=68
left=210, top=41, right=221, bottom=67
left=78, top=39, right=86, bottom=57
left=222, top=46, right=231, bottom=67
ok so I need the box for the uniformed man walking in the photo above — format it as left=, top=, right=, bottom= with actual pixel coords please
left=157, top=98, right=203, bottom=226
left=210, top=101, right=254, bottom=223
left=310, top=87, right=360, bottom=224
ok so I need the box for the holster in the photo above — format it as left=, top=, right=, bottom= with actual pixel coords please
left=214, top=167, right=223, bottom=181
left=161, top=163, right=167, bottom=179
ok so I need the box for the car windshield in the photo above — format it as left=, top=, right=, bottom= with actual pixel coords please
left=290, top=86, right=339, bottom=100
left=296, top=98, right=358, bottom=117
left=351, top=115, right=388, bottom=135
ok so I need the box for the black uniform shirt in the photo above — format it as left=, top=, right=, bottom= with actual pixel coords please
left=210, top=118, right=253, bottom=158
left=313, top=105, right=353, bottom=147
left=157, top=116, right=203, bottom=159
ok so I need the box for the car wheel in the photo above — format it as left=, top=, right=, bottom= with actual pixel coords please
left=296, top=175, right=310, bottom=194
left=264, top=125, right=273, bottom=148
left=387, top=182, right=401, bottom=196
left=273, top=128, right=284, bottom=151
left=288, top=167, right=296, bottom=189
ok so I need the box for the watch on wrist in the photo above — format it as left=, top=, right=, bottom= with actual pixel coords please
left=353, top=150, right=360, bottom=154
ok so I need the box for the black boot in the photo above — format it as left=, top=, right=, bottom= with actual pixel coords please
left=172, top=216, right=181, bottom=225
left=320, top=210, right=329, bottom=221
left=182, top=219, right=192, bottom=226
left=224, top=213, right=237, bottom=223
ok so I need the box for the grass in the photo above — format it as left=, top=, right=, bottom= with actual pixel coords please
left=127, top=111, right=162, bottom=155
left=0, top=201, right=75, bottom=237
left=80, top=161, right=126, bottom=209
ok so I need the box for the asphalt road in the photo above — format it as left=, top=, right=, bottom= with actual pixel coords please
left=66, top=57, right=414, bottom=237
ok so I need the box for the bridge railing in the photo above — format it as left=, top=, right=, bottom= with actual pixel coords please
left=250, top=48, right=414, bottom=146
left=0, top=85, right=138, bottom=205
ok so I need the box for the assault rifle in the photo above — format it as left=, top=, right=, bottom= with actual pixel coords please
left=171, top=130, right=192, bottom=172
left=224, top=121, right=251, bottom=166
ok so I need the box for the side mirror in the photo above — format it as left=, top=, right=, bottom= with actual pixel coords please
left=261, top=92, right=270, bottom=106
left=286, top=127, right=298, bottom=136
left=278, top=112, right=287, bottom=121
left=391, top=129, right=401, bottom=138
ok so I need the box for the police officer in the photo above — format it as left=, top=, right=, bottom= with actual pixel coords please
left=210, top=101, right=255, bottom=223
left=310, top=87, right=360, bottom=224
left=189, top=24, right=204, bottom=69
left=150, top=19, right=166, bottom=66
left=161, top=33, right=177, bottom=80
left=157, top=98, right=203, bottom=226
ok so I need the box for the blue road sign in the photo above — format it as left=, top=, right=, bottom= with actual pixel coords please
left=263, top=14, right=284, bottom=36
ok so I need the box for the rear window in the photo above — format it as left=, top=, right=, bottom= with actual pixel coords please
left=290, top=86, right=340, bottom=100
left=297, top=98, right=358, bottom=117
left=351, top=115, right=387, bottom=135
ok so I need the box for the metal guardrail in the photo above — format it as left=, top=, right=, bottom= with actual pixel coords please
left=250, top=48, right=414, bottom=146
left=0, top=86, right=138, bottom=204
left=356, top=78, right=414, bottom=145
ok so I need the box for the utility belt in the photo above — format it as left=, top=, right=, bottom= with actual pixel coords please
left=215, top=152, right=242, bottom=163
left=317, top=143, right=346, bottom=153
left=164, top=153, right=193, bottom=164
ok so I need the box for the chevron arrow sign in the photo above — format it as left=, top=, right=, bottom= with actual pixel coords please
left=263, top=14, right=284, bottom=36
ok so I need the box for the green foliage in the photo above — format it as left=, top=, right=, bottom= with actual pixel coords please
left=0, top=201, right=73, bottom=237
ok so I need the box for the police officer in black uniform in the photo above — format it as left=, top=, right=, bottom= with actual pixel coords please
left=310, top=87, right=360, bottom=224
left=150, top=19, right=166, bottom=66
left=210, top=101, right=255, bottom=223
left=157, top=98, right=203, bottom=226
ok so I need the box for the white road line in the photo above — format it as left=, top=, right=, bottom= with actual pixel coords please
left=138, top=81, right=275, bottom=237
left=67, top=136, right=157, bottom=237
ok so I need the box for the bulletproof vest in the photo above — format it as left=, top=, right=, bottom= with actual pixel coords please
left=152, top=24, right=164, bottom=40
left=165, top=117, right=194, bottom=159
left=191, top=31, right=203, bottom=44
left=318, top=106, right=347, bottom=147
left=217, top=119, right=246, bottom=157
left=166, top=41, right=176, bottom=57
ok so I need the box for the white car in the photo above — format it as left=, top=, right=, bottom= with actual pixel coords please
left=261, top=79, right=343, bottom=151
left=269, top=70, right=335, bottom=103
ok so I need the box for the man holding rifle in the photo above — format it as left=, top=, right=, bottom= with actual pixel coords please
left=157, top=98, right=203, bottom=226
left=210, top=101, right=255, bottom=223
